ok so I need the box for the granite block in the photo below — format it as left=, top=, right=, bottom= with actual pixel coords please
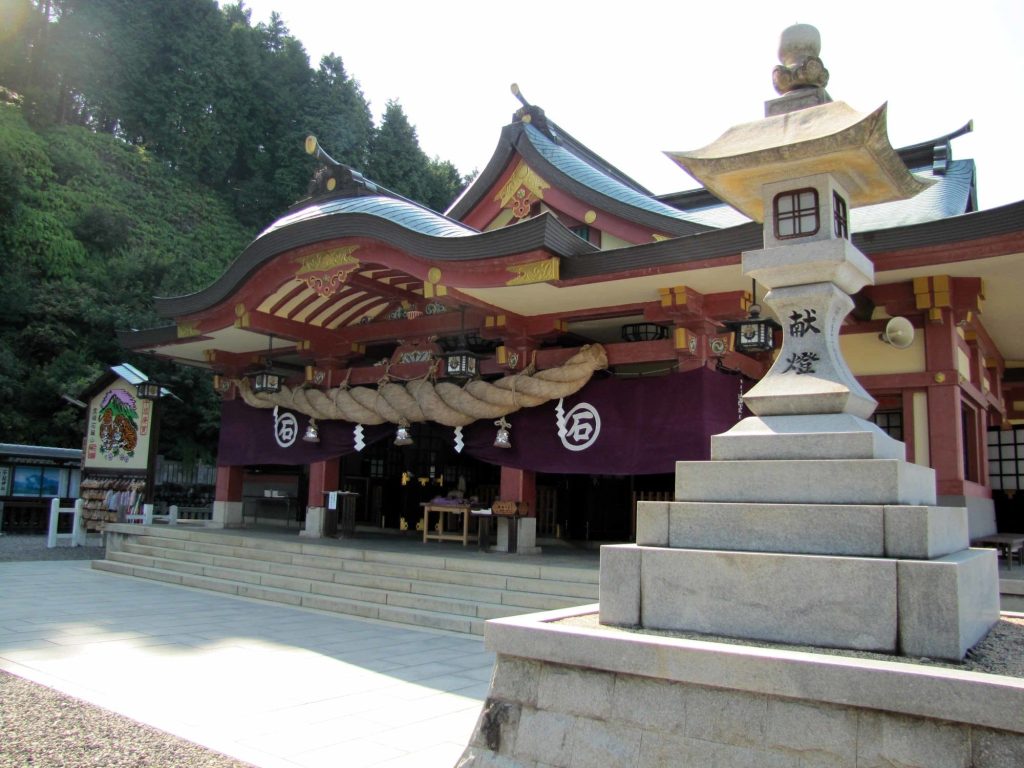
left=711, top=414, right=905, bottom=461
left=637, top=547, right=898, bottom=651
left=567, top=717, right=641, bottom=768
left=765, top=698, right=857, bottom=767
left=667, top=501, right=884, bottom=556
left=972, top=728, right=1024, bottom=768
left=610, top=674, right=687, bottom=734
left=897, top=548, right=1000, bottom=660
left=743, top=236, right=873, bottom=294
left=598, top=544, right=641, bottom=627
left=635, top=501, right=669, bottom=547
left=883, top=505, right=968, bottom=559
left=857, top=711, right=971, bottom=768
left=537, top=666, right=613, bottom=720
left=490, top=657, right=541, bottom=707
left=676, top=458, right=937, bottom=505
left=684, top=685, right=767, bottom=747
left=513, top=708, right=575, bottom=767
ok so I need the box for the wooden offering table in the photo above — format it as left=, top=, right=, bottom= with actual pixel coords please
left=421, top=502, right=475, bottom=546
left=973, top=533, right=1024, bottom=569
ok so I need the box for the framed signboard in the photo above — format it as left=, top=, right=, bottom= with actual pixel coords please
left=83, top=378, right=154, bottom=472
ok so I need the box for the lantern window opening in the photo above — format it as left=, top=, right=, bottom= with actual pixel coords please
left=773, top=187, right=819, bottom=240
left=833, top=190, right=849, bottom=239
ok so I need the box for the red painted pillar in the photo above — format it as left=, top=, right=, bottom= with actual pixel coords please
left=215, top=465, right=243, bottom=502
left=308, top=458, right=340, bottom=507
left=500, top=466, right=536, bottom=517
left=923, top=309, right=966, bottom=497
left=213, top=465, right=244, bottom=528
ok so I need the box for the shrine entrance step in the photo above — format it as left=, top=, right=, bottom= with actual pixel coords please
left=92, top=524, right=599, bottom=635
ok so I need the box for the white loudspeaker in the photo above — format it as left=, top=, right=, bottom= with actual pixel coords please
left=879, top=316, right=915, bottom=349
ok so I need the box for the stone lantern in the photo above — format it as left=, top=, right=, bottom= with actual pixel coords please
left=599, top=24, right=1000, bottom=661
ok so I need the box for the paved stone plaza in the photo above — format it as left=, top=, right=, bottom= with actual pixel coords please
left=0, top=560, right=494, bottom=768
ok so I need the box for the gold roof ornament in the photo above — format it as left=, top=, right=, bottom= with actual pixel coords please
left=665, top=25, right=932, bottom=223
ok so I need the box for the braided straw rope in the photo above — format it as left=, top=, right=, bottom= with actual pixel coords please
left=235, top=344, right=607, bottom=427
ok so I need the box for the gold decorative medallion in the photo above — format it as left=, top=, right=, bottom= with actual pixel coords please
left=506, top=258, right=560, bottom=286
left=584, top=210, right=597, bottom=224
left=495, top=162, right=550, bottom=218
left=177, top=322, right=200, bottom=339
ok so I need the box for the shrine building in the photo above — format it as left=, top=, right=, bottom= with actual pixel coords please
left=121, top=79, right=1024, bottom=551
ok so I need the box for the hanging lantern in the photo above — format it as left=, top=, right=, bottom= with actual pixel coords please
left=731, top=304, right=780, bottom=353
left=136, top=380, right=162, bottom=401
left=251, top=370, right=283, bottom=394
left=249, top=334, right=283, bottom=394
left=620, top=323, right=669, bottom=342
left=718, top=280, right=780, bottom=354
left=302, top=417, right=320, bottom=443
left=493, top=417, right=512, bottom=449
left=394, top=422, right=413, bottom=446
left=444, top=348, right=478, bottom=379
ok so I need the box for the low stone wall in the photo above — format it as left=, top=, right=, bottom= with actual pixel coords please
left=457, top=606, right=1024, bottom=768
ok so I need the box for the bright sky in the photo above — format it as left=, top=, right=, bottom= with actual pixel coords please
left=239, top=0, right=1023, bottom=210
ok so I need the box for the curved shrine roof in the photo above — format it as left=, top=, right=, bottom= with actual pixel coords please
left=258, top=195, right=478, bottom=241
left=519, top=124, right=718, bottom=230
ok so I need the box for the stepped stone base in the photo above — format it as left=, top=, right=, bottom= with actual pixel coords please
left=711, top=414, right=906, bottom=461
left=599, top=543, right=998, bottom=658
left=637, top=500, right=969, bottom=558
left=676, top=458, right=938, bottom=505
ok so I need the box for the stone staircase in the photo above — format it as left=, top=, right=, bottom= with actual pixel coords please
left=92, top=524, right=598, bottom=635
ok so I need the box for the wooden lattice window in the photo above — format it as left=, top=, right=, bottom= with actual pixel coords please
left=987, top=427, right=1024, bottom=491
left=871, top=410, right=903, bottom=442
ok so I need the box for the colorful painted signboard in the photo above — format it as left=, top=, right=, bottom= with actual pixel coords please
left=83, top=378, right=154, bottom=472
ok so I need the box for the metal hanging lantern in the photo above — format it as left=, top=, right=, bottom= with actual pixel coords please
left=250, top=334, right=283, bottom=394
left=444, top=348, right=478, bottom=379
left=493, top=417, right=512, bottom=449
left=302, top=417, right=320, bottom=443
left=732, top=304, right=779, bottom=353
left=719, top=281, right=780, bottom=354
left=444, top=306, right=479, bottom=379
left=620, top=323, right=669, bottom=342
left=136, top=380, right=162, bottom=401
left=251, top=370, right=283, bottom=394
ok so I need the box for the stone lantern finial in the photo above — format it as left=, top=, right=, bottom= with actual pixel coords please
left=767, top=23, right=831, bottom=116
left=773, top=23, right=829, bottom=94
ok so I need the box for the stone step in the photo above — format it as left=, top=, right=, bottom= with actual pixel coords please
left=109, top=547, right=584, bottom=614
left=102, top=539, right=588, bottom=635
left=119, top=536, right=596, bottom=600
left=93, top=558, right=492, bottom=635
left=100, top=526, right=597, bottom=635
left=113, top=523, right=598, bottom=578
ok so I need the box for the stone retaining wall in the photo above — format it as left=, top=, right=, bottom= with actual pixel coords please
left=457, top=607, right=1024, bottom=768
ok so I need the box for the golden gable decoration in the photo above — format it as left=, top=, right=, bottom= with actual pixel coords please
left=295, top=245, right=361, bottom=297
